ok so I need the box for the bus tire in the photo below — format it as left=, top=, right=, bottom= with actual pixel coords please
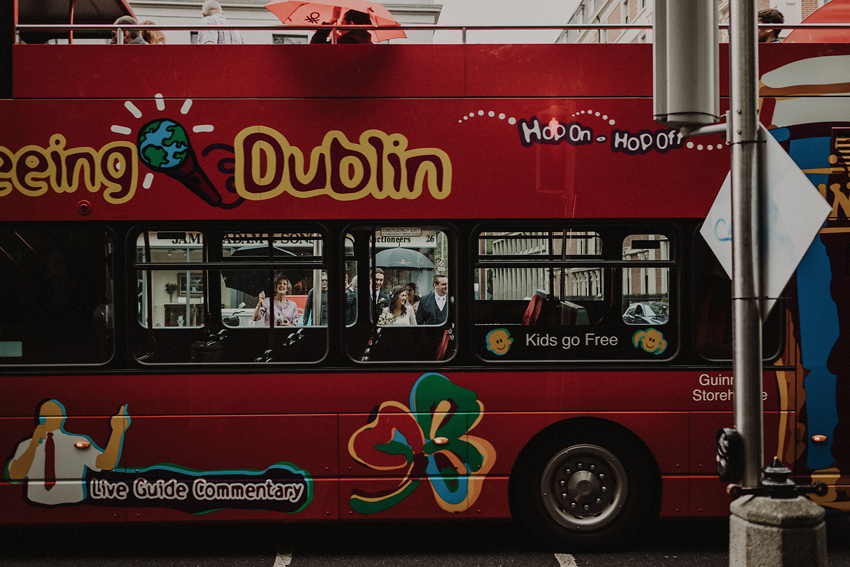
left=509, top=422, right=661, bottom=552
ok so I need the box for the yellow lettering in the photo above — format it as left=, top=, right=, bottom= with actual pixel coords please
left=0, top=135, right=138, bottom=203
left=235, top=126, right=451, bottom=202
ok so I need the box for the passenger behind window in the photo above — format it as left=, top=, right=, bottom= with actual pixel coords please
left=346, top=275, right=357, bottom=325
left=405, top=282, right=420, bottom=315
left=369, top=269, right=389, bottom=321
left=253, top=272, right=298, bottom=326
left=416, top=273, right=449, bottom=325
left=379, top=286, right=417, bottom=325
left=304, top=271, right=328, bottom=325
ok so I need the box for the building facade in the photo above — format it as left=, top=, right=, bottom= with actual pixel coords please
left=560, top=0, right=834, bottom=44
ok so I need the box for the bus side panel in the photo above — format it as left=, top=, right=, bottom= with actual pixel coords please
left=688, top=412, right=784, bottom=516
left=689, top=412, right=784, bottom=474
left=126, top=481, right=339, bottom=523
left=120, top=415, right=336, bottom=522
left=339, top=410, right=687, bottom=521
left=0, top=379, right=339, bottom=523
left=2, top=415, right=130, bottom=524
left=659, top=477, right=690, bottom=517
left=468, top=412, right=690, bottom=478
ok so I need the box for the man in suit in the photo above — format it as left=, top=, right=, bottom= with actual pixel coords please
left=370, top=268, right=389, bottom=321
left=416, top=273, right=449, bottom=325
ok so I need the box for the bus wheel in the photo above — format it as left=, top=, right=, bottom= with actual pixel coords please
left=510, top=427, right=661, bottom=551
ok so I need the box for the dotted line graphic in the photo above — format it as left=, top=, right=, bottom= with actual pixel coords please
left=459, top=110, right=517, bottom=124
left=458, top=108, right=726, bottom=151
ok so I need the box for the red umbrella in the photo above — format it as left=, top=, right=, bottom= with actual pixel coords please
left=785, top=0, right=850, bottom=43
left=265, top=0, right=406, bottom=42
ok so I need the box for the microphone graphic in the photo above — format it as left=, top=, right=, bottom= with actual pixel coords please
left=137, top=118, right=223, bottom=207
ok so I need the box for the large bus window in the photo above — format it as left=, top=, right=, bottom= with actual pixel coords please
left=133, top=228, right=327, bottom=364
left=474, top=230, right=604, bottom=328
left=0, top=225, right=114, bottom=365
left=345, top=226, right=454, bottom=362
left=622, top=234, right=670, bottom=325
left=474, top=227, right=677, bottom=361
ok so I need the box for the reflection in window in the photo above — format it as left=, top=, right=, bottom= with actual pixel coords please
left=136, top=231, right=205, bottom=329
left=474, top=230, right=603, bottom=326
left=0, top=225, right=114, bottom=365
left=622, top=234, right=669, bottom=325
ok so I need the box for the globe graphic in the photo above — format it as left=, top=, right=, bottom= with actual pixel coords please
left=137, top=119, right=191, bottom=171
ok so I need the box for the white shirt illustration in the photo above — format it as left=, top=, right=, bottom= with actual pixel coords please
left=12, top=430, right=102, bottom=505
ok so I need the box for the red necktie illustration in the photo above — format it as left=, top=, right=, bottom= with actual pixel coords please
left=44, top=432, right=55, bottom=491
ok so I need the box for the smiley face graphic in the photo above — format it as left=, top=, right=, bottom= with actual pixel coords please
left=486, top=328, right=514, bottom=356
left=632, top=328, right=667, bottom=355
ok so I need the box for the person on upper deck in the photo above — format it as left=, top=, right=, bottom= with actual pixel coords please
left=758, top=8, right=784, bottom=43
left=199, top=0, right=244, bottom=44
left=310, top=8, right=373, bottom=44
left=111, top=16, right=148, bottom=44
left=140, top=20, right=166, bottom=45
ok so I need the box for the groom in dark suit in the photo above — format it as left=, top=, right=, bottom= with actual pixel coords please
left=416, top=273, right=449, bottom=325
left=370, top=268, right=389, bottom=321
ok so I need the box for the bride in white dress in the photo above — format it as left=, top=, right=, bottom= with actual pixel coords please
left=380, top=285, right=417, bottom=325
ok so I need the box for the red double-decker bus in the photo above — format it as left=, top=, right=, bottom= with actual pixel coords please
left=2, top=14, right=850, bottom=550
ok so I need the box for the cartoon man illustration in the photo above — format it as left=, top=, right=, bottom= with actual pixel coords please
left=6, top=400, right=130, bottom=506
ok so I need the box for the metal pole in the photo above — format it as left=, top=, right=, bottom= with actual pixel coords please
left=729, top=0, right=763, bottom=488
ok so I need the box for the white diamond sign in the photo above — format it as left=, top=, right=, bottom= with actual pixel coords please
left=700, top=124, right=831, bottom=320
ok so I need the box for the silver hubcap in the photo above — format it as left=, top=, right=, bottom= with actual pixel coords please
left=540, top=444, right=628, bottom=532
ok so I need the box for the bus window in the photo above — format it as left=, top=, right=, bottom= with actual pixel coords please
left=474, top=230, right=604, bottom=328
left=133, top=228, right=327, bottom=364
left=345, top=226, right=453, bottom=362
left=220, top=232, right=322, bottom=328
left=692, top=231, right=783, bottom=361
left=622, top=234, right=670, bottom=325
left=136, top=231, right=205, bottom=329
left=0, top=225, right=114, bottom=365
left=474, top=227, right=677, bottom=361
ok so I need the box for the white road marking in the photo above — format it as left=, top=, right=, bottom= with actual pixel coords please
left=555, top=553, right=579, bottom=567
left=272, top=547, right=292, bottom=567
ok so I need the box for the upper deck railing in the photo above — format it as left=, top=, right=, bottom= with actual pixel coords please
left=3, top=15, right=849, bottom=100
left=11, top=22, right=850, bottom=45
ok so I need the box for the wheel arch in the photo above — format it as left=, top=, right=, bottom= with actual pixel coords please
left=507, top=415, right=664, bottom=549
left=510, top=416, right=662, bottom=484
